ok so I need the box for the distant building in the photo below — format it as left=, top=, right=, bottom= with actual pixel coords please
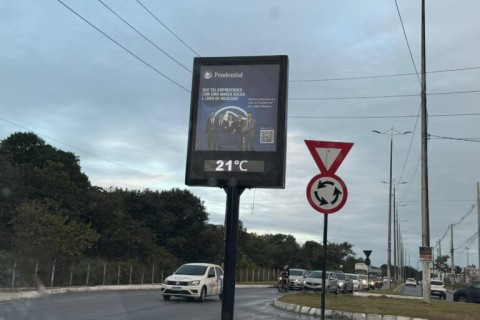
left=465, top=267, right=479, bottom=284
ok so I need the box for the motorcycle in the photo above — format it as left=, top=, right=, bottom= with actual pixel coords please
left=277, top=274, right=289, bottom=292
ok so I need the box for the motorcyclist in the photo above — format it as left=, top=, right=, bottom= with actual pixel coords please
left=281, top=265, right=290, bottom=290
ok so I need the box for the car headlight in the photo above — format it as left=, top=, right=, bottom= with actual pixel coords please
left=189, top=280, right=200, bottom=286
left=163, top=279, right=169, bottom=285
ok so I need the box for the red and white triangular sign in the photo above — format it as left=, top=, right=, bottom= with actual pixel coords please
left=304, top=140, right=353, bottom=174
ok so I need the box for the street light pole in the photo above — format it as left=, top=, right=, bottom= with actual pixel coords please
left=373, top=128, right=411, bottom=290
left=394, top=183, right=407, bottom=284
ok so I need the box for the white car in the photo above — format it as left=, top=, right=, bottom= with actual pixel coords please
left=161, top=263, right=223, bottom=301
left=346, top=273, right=364, bottom=292
left=430, top=280, right=447, bottom=299
left=304, top=270, right=338, bottom=294
left=405, top=278, right=417, bottom=287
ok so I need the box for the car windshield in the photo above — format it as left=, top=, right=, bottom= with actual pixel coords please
left=431, top=280, right=443, bottom=286
left=335, top=273, right=345, bottom=280
left=289, top=270, right=304, bottom=276
left=309, top=271, right=322, bottom=278
left=175, top=265, right=208, bottom=276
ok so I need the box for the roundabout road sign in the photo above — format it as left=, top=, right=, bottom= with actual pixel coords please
left=306, top=173, right=348, bottom=214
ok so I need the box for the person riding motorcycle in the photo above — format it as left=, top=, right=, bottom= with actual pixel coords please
left=278, top=265, right=290, bottom=290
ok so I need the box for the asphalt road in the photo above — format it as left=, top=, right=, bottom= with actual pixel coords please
left=0, top=288, right=316, bottom=320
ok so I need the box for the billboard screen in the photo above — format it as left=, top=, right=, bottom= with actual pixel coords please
left=185, top=55, right=288, bottom=188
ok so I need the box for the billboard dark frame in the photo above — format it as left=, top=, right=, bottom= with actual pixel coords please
left=185, top=55, right=288, bottom=188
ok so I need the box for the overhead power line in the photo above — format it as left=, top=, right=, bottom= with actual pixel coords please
left=429, top=134, right=480, bottom=143
left=289, top=66, right=480, bottom=83
left=97, top=0, right=192, bottom=73
left=135, top=0, right=201, bottom=57
left=454, top=231, right=478, bottom=251
left=288, top=113, right=480, bottom=119
left=57, top=0, right=190, bottom=93
left=0, top=117, right=158, bottom=178
left=290, top=89, right=480, bottom=101
left=394, top=0, right=421, bottom=85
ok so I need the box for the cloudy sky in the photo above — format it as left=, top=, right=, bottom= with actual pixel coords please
left=1, top=0, right=479, bottom=270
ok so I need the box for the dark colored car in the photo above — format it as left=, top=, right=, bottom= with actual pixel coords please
left=453, top=282, right=480, bottom=303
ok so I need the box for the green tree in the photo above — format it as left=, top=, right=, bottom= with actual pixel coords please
left=125, top=188, right=210, bottom=263
left=82, top=187, right=158, bottom=262
left=325, top=241, right=355, bottom=270
left=302, top=241, right=322, bottom=269
left=435, top=255, right=451, bottom=273
left=11, top=199, right=99, bottom=263
left=0, top=132, right=91, bottom=213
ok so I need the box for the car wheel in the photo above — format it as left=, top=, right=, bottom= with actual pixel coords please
left=219, top=292, right=223, bottom=300
left=199, top=287, right=207, bottom=302
left=456, top=294, right=468, bottom=302
left=163, top=295, right=171, bottom=301
left=442, top=294, right=446, bottom=300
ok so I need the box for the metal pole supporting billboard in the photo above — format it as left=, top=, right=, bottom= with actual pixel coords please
left=221, top=186, right=244, bottom=320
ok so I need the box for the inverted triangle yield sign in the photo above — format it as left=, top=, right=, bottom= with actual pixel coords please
left=304, top=140, right=353, bottom=174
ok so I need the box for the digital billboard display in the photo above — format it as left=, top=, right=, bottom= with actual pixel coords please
left=185, top=55, right=288, bottom=188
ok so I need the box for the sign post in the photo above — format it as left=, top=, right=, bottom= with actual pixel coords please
left=305, top=140, right=353, bottom=320
left=363, top=250, right=372, bottom=290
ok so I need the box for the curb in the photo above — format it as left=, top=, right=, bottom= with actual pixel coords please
left=273, top=298, right=428, bottom=320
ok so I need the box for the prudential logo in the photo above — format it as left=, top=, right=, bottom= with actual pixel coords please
left=203, top=69, right=213, bottom=80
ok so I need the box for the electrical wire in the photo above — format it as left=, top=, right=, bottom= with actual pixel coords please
left=0, top=117, right=158, bottom=178
left=289, top=66, right=480, bottom=83
left=57, top=0, right=190, bottom=93
left=290, top=89, right=480, bottom=101
left=288, top=113, right=480, bottom=119
left=97, top=0, right=192, bottom=73
left=454, top=232, right=478, bottom=251
left=135, top=0, right=201, bottom=57
left=429, top=134, right=480, bottom=143
left=394, top=0, right=421, bottom=85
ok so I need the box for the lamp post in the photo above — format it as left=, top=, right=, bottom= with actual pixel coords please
left=388, top=180, right=407, bottom=283
left=397, top=219, right=407, bottom=282
left=373, top=128, right=411, bottom=289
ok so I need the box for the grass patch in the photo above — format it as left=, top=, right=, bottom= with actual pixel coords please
left=278, top=291, right=480, bottom=320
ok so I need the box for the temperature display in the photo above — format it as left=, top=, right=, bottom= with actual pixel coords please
left=204, top=160, right=264, bottom=172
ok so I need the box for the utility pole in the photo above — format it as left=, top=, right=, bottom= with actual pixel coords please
left=450, top=224, right=455, bottom=287
left=438, top=240, right=442, bottom=280
left=420, top=0, right=431, bottom=303
left=477, top=182, right=479, bottom=271
left=393, top=186, right=397, bottom=283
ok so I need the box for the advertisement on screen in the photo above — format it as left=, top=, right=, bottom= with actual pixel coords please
left=195, top=64, right=279, bottom=152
